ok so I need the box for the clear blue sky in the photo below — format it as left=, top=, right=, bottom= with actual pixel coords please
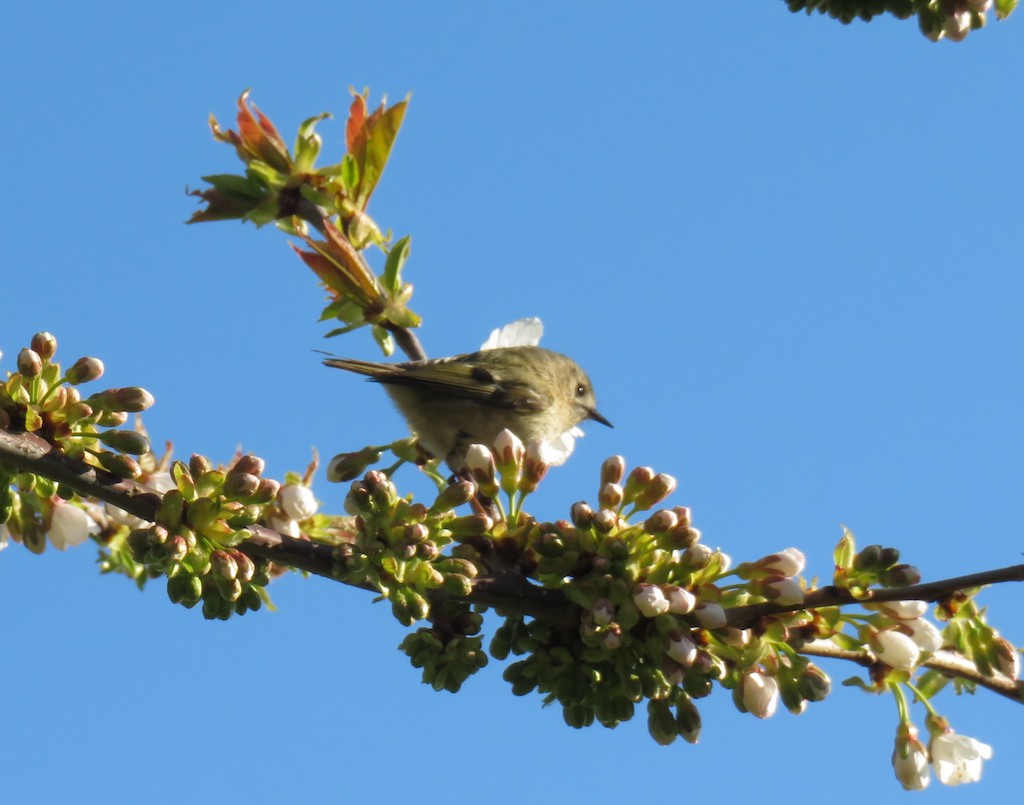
left=2, top=3, right=1021, bottom=802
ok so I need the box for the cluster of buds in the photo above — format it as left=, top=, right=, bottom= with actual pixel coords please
left=784, top=0, right=1006, bottom=43
left=464, top=429, right=557, bottom=509
left=919, top=0, right=995, bottom=42
left=400, top=601, right=489, bottom=693
left=125, top=452, right=277, bottom=619
left=833, top=530, right=920, bottom=594
left=1, top=333, right=157, bottom=554
left=480, top=456, right=846, bottom=745
left=333, top=469, right=485, bottom=626
left=1, top=332, right=155, bottom=481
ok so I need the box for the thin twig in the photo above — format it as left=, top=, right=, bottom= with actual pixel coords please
left=797, top=639, right=1024, bottom=703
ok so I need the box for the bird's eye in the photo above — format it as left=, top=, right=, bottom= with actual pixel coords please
left=575, top=383, right=587, bottom=398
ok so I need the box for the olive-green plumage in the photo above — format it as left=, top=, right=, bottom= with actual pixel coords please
left=324, top=345, right=611, bottom=470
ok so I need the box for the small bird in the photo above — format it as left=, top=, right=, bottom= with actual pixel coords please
left=324, top=345, right=612, bottom=471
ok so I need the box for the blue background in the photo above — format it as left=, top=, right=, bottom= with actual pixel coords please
left=1, top=2, right=1021, bottom=801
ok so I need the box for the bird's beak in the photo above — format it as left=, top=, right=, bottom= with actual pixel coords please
left=588, top=408, right=614, bottom=428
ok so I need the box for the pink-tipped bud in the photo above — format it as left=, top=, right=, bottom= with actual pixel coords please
left=465, top=443, right=499, bottom=497
left=17, top=348, right=42, bottom=377
left=600, top=455, right=626, bottom=486
left=66, top=356, right=105, bottom=385
left=30, top=332, right=57, bottom=361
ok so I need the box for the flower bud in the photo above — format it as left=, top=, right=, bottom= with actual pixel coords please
left=762, top=576, right=804, bottom=605
left=623, top=465, right=654, bottom=503
left=87, top=386, right=154, bottom=412
left=644, top=509, right=678, bottom=534
left=592, top=598, right=615, bottom=626
left=666, top=585, right=696, bottom=614
left=864, top=600, right=927, bottom=620
left=210, top=549, right=238, bottom=580
left=493, top=429, right=524, bottom=494
left=633, top=584, right=670, bottom=617
left=872, top=629, right=920, bottom=671
left=757, top=547, right=806, bottom=577
left=592, top=508, right=618, bottom=533
left=66, top=356, right=105, bottom=385
left=600, top=455, right=626, bottom=485
left=224, top=472, right=262, bottom=499
left=519, top=440, right=550, bottom=494
left=993, top=636, right=1021, bottom=680
left=634, top=473, right=677, bottom=511
left=598, top=482, right=623, bottom=511
left=447, top=513, right=494, bottom=538
left=675, top=696, right=702, bottom=744
left=681, top=542, right=713, bottom=569
left=666, top=630, right=698, bottom=666
left=17, top=348, right=42, bottom=377
left=693, top=602, right=727, bottom=629
left=31, top=332, right=57, bottom=361
left=433, top=479, right=476, bottom=511
left=232, top=454, right=265, bottom=477
left=570, top=501, right=594, bottom=529
left=799, top=664, right=831, bottom=702
left=97, top=429, right=150, bottom=455
left=97, top=451, right=142, bottom=479
left=880, top=564, right=921, bottom=587
left=464, top=444, right=499, bottom=497
left=252, top=477, right=281, bottom=504
left=96, top=410, right=128, bottom=427
left=892, top=723, right=930, bottom=791
left=279, top=484, right=318, bottom=521
left=740, top=671, right=779, bottom=719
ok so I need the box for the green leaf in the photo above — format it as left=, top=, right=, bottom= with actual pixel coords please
left=358, top=99, right=408, bottom=206
left=372, top=325, right=394, bottom=357
left=833, top=527, right=855, bottom=574
left=996, top=0, right=1017, bottom=20
left=339, top=153, right=360, bottom=192
left=382, top=235, right=410, bottom=296
left=23, top=406, right=42, bottom=432
left=293, top=112, right=330, bottom=173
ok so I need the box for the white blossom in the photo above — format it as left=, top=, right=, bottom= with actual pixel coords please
left=48, top=502, right=96, bottom=550
left=930, top=732, right=993, bottom=786
left=480, top=317, right=544, bottom=350
left=741, top=671, right=779, bottom=719
left=279, top=484, right=318, bottom=522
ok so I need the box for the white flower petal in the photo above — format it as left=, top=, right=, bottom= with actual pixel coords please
left=49, top=503, right=95, bottom=551
left=481, top=317, right=544, bottom=350
left=931, top=733, right=993, bottom=786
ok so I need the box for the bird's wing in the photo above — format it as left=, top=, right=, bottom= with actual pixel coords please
left=381, top=362, right=549, bottom=411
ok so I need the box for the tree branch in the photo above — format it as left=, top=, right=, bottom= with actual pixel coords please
left=797, top=639, right=1024, bottom=703
left=1, top=427, right=1019, bottom=667
left=725, top=568, right=1024, bottom=629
